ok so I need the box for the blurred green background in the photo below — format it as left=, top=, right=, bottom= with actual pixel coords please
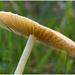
left=0, top=1, right=75, bottom=74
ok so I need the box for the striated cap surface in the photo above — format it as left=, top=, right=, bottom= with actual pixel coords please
left=0, top=11, right=75, bottom=54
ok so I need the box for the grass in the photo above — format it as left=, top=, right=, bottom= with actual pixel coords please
left=0, top=1, right=75, bottom=74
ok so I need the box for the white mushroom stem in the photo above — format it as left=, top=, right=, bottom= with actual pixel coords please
left=14, top=35, right=36, bottom=74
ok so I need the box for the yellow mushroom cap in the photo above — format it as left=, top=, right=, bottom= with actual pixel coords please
left=0, top=11, right=75, bottom=54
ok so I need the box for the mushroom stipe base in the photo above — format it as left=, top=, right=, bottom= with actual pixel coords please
left=14, top=35, right=36, bottom=74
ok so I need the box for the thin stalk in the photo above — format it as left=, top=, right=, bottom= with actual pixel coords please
left=0, top=24, right=8, bottom=30
left=14, top=35, right=36, bottom=74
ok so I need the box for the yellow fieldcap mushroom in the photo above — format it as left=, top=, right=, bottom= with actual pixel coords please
left=0, top=11, right=75, bottom=54
left=0, top=11, right=75, bottom=74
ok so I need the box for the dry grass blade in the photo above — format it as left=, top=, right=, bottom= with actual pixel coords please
left=0, top=24, right=8, bottom=30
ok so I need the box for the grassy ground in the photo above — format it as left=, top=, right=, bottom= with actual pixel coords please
left=0, top=1, right=75, bottom=74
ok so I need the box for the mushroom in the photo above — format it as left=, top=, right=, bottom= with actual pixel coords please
left=0, top=11, right=75, bottom=74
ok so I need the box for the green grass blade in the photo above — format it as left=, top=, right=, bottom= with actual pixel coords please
left=33, top=43, right=40, bottom=65
left=33, top=49, right=53, bottom=73
left=0, top=1, right=5, bottom=11
left=64, top=1, right=71, bottom=36
left=65, top=59, right=73, bottom=74
left=15, top=1, right=24, bottom=16
left=50, top=51, right=61, bottom=73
